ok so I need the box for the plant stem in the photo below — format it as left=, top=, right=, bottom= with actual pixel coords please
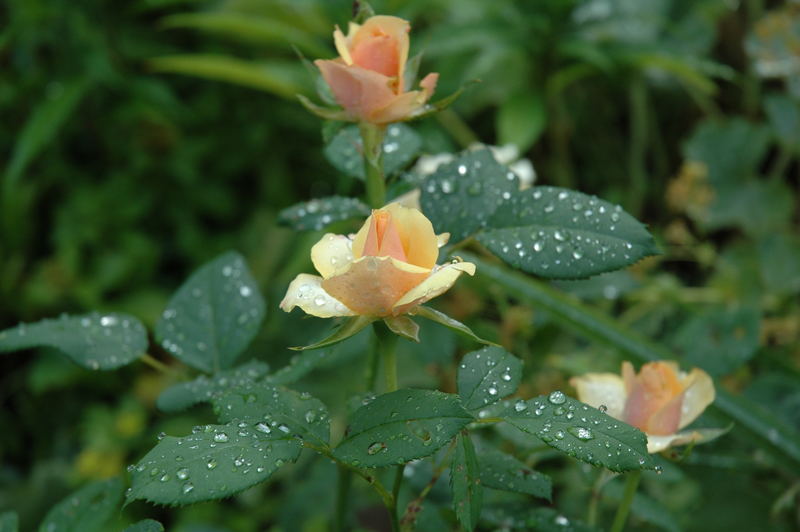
left=374, top=322, right=399, bottom=393
left=360, top=122, right=387, bottom=208
left=609, top=470, right=641, bottom=532
left=436, top=108, right=478, bottom=149
left=587, top=470, right=616, bottom=526
left=334, top=466, right=352, bottom=532
left=140, top=353, right=182, bottom=377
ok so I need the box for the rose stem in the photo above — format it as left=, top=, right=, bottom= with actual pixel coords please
left=359, top=122, right=387, bottom=208
left=609, top=470, right=642, bottom=532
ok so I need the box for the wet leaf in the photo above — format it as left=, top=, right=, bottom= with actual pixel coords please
left=38, top=478, right=123, bottom=532
left=277, top=196, right=370, bottom=232
left=324, top=124, right=421, bottom=180
left=451, top=433, right=482, bottom=531
left=457, top=346, right=522, bottom=411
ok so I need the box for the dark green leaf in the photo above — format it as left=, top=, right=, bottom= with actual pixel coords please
left=457, top=346, right=522, bottom=411
left=334, top=389, right=473, bottom=467
left=323, top=124, right=422, bottom=180
left=479, top=447, right=552, bottom=500
left=0, top=313, right=147, bottom=371
left=483, top=505, right=598, bottom=532
left=501, top=393, right=654, bottom=472
left=213, top=382, right=330, bottom=446
left=266, top=350, right=328, bottom=385
left=0, top=512, right=17, bottom=532
left=291, top=316, right=374, bottom=351
left=699, top=179, right=794, bottom=235
left=478, top=187, right=658, bottom=279
left=420, top=149, right=519, bottom=243
left=155, top=251, right=265, bottom=373
left=497, top=91, right=546, bottom=152
left=764, top=93, right=800, bottom=153
left=127, top=422, right=300, bottom=505
left=759, top=232, right=800, bottom=295
left=156, top=360, right=270, bottom=413
left=122, top=520, right=164, bottom=532
left=411, top=306, right=497, bottom=346
left=38, top=478, right=123, bottom=532
left=451, top=433, right=482, bottom=531
left=277, top=196, right=370, bottom=231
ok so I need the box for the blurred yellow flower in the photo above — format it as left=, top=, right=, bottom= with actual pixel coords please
left=570, top=361, right=718, bottom=453
left=280, top=203, right=474, bottom=318
left=315, top=15, right=438, bottom=124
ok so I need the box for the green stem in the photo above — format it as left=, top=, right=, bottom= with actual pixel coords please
left=140, top=353, right=183, bottom=378
left=334, top=467, right=352, bottom=532
left=436, top=109, right=478, bottom=149
left=610, top=470, right=641, bottom=532
left=374, top=322, right=399, bottom=393
left=360, top=122, right=387, bottom=208
left=587, top=470, right=616, bottom=526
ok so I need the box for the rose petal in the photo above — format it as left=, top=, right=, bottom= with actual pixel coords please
left=280, top=273, right=355, bottom=318
left=678, top=368, right=715, bottom=429
left=646, top=391, right=684, bottom=435
left=333, top=25, right=354, bottom=65
left=623, top=361, right=683, bottom=432
left=353, top=204, right=439, bottom=270
left=311, top=233, right=354, bottom=279
left=419, top=72, right=439, bottom=98
left=352, top=16, right=409, bottom=85
left=392, top=261, right=476, bottom=314
left=322, top=256, right=429, bottom=316
left=646, top=427, right=727, bottom=454
left=569, top=373, right=627, bottom=419
left=315, top=60, right=395, bottom=121
left=371, top=88, right=428, bottom=124
left=437, top=232, right=450, bottom=248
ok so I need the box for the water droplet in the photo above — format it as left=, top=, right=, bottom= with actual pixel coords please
left=207, top=458, right=217, bottom=469
left=182, top=482, right=194, bottom=494
left=239, top=286, right=252, bottom=297
left=555, top=430, right=565, bottom=440
left=213, top=432, right=229, bottom=443
left=548, top=391, right=566, bottom=405
left=314, top=296, right=326, bottom=306
left=304, top=410, right=317, bottom=423
left=501, top=373, right=512, bottom=382
left=157, top=431, right=166, bottom=440
left=598, top=405, right=608, bottom=413
left=159, top=473, right=170, bottom=482
left=568, top=427, right=594, bottom=441
left=176, top=468, right=189, bottom=480
left=367, top=442, right=386, bottom=455
left=457, top=164, right=467, bottom=175
left=514, top=400, right=527, bottom=412
left=488, top=386, right=498, bottom=396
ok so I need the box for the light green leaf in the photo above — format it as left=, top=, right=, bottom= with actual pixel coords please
left=451, top=433, right=482, bottom=531
left=38, top=478, right=123, bottom=532
left=497, top=91, right=546, bottom=152
left=0, top=313, right=147, bottom=371
left=334, top=389, right=473, bottom=467
left=479, top=447, right=552, bottom=500
left=122, top=520, right=164, bottom=532
left=457, top=346, right=522, bottom=411
left=0, top=512, right=18, bottom=532
left=155, top=251, right=265, bottom=373
left=420, top=149, right=519, bottom=243
left=501, top=393, right=654, bottom=472
left=149, top=55, right=309, bottom=99
left=127, top=422, right=300, bottom=505
left=323, top=124, right=422, bottom=180
left=411, top=306, right=497, bottom=346
left=478, top=187, right=658, bottom=279
left=213, top=383, right=330, bottom=447
left=291, top=316, right=374, bottom=351
left=156, top=360, right=270, bottom=413
left=277, top=196, right=370, bottom=232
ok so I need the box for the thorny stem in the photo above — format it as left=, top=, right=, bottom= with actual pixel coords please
left=360, top=122, right=387, bottom=208
left=609, top=470, right=641, bottom=532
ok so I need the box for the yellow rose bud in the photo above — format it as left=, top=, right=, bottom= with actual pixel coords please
left=570, top=361, right=717, bottom=453
left=315, top=15, right=438, bottom=124
left=280, top=203, right=474, bottom=317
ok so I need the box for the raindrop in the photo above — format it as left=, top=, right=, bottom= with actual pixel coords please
left=182, top=483, right=194, bottom=494
left=598, top=405, right=608, bottom=413
left=568, top=427, right=594, bottom=441
left=488, top=386, right=498, bottom=396
left=207, top=459, right=218, bottom=469
left=176, top=468, right=189, bottom=480
left=548, top=391, right=566, bottom=405
left=367, top=442, right=386, bottom=455
left=239, top=286, right=252, bottom=297
left=514, top=400, right=527, bottom=412
left=213, top=432, right=229, bottom=443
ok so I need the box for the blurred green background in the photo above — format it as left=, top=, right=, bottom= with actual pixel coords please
left=1, top=0, right=799, bottom=531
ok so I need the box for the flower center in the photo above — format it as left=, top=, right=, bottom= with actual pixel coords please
left=361, top=210, right=407, bottom=262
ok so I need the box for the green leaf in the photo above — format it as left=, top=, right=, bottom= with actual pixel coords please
left=479, top=447, right=552, bottom=500
left=420, top=148, right=519, bottom=243
left=764, top=92, right=800, bottom=153
left=672, top=307, right=761, bottom=377
left=478, top=187, right=658, bottom=279
left=127, top=422, right=300, bottom=505
left=484, top=505, right=597, bottom=532
left=699, top=179, right=794, bottom=235
left=291, top=316, right=374, bottom=351
left=160, top=12, right=329, bottom=57
left=156, top=360, right=270, bottom=413
left=155, top=251, right=265, bottom=373
left=0, top=512, right=18, bottom=532
left=297, top=95, right=349, bottom=121
left=457, top=346, right=522, bottom=411
left=759, top=232, right=800, bottom=295
left=38, top=478, right=123, bottom=532
left=497, top=91, right=546, bottom=152
left=383, top=315, right=420, bottom=342
left=148, top=55, right=309, bottom=99
left=266, top=350, right=328, bottom=386
left=501, top=393, right=654, bottom=472
left=450, top=433, right=483, bottom=531
left=411, top=306, right=497, bottom=346
left=323, top=124, right=422, bottom=180
left=0, top=313, right=147, bottom=370
left=463, top=251, right=800, bottom=474
left=277, top=196, right=370, bottom=232
left=213, top=382, right=330, bottom=447
left=334, top=389, right=473, bottom=467
left=122, top=520, right=164, bottom=532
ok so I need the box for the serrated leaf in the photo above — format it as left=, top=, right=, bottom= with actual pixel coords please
left=38, top=478, right=123, bottom=532
left=291, top=316, right=374, bottom=351
left=420, top=149, right=519, bottom=243
left=323, top=124, right=421, bottom=180
left=478, top=187, right=658, bottom=279
left=457, top=346, right=522, bottom=411
left=213, top=382, right=330, bottom=446
left=334, top=389, right=473, bottom=467
left=0, top=313, right=147, bottom=371
left=155, top=251, right=265, bottom=373
left=451, top=433, right=482, bottom=531
left=0, top=512, right=17, bottom=532
left=411, top=306, right=497, bottom=346
left=122, top=520, right=164, bottom=532
left=501, top=394, right=654, bottom=472
left=127, top=422, right=300, bottom=506
left=479, top=447, right=552, bottom=500
left=277, top=196, right=370, bottom=231
left=156, top=360, right=270, bottom=413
